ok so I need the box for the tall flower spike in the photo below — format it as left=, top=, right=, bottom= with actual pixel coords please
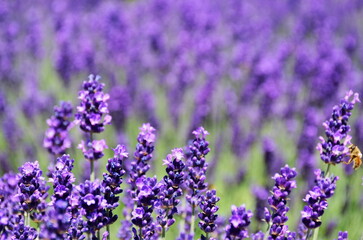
left=301, top=169, right=339, bottom=229
left=225, top=205, right=253, bottom=240
left=43, top=101, right=73, bottom=156
left=198, top=189, right=220, bottom=238
left=266, top=165, right=297, bottom=239
left=75, top=74, right=112, bottom=133
left=156, top=148, right=186, bottom=235
left=317, top=90, right=360, bottom=165
left=183, top=126, right=210, bottom=238
left=102, top=145, right=127, bottom=226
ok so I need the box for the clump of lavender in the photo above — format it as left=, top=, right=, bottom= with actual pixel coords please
left=225, top=205, right=253, bottom=240
left=76, top=74, right=111, bottom=182
left=198, top=189, right=220, bottom=240
left=131, top=176, right=160, bottom=239
left=266, top=165, right=297, bottom=239
left=75, top=74, right=112, bottom=133
left=16, top=161, right=49, bottom=225
left=43, top=101, right=73, bottom=157
left=185, top=127, right=210, bottom=236
left=78, top=180, right=107, bottom=238
left=102, top=145, right=127, bottom=227
left=0, top=173, right=18, bottom=238
left=335, top=231, right=348, bottom=240
left=156, top=148, right=185, bottom=238
left=317, top=90, right=360, bottom=166
left=301, top=169, right=339, bottom=229
left=11, top=219, right=38, bottom=240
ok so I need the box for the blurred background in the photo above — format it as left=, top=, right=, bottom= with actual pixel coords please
left=1, top=0, right=363, bottom=238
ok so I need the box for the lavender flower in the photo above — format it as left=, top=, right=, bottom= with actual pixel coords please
left=156, top=148, right=185, bottom=235
left=127, top=123, right=156, bottom=199
left=75, top=74, right=112, bottom=133
left=266, top=165, right=297, bottom=239
left=225, top=205, right=253, bottom=240
left=185, top=126, right=210, bottom=206
left=183, top=127, right=210, bottom=237
left=301, top=169, right=339, bottom=229
left=78, top=180, right=107, bottom=237
left=16, top=161, right=49, bottom=222
left=198, top=189, right=220, bottom=239
left=41, top=155, right=76, bottom=239
left=251, top=231, right=265, bottom=240
left=78, top=139, right=108, bottom=161
left=335, top=231, right=348, bottom=240
left=102, top=145, right=127, bottom=225
left=317, top=90, right=360, bottom=165
left=10, top=220, right=37, bottom=240
left=131, top=176, right=160, bottom=239
left=43, top=101, right=73, bottom=156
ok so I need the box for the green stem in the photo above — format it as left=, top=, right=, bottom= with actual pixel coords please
left=97, top=230, right=100, bottom=240
left=305, top=229, right=312, bottom=240
left=206, top=232, right=210, bottom=240
left=25, top=212, right=30, bottom=226
left=312, top=228, right=319, bottom=240
left=263, top=221, right=270, bottom=240
left=89, top=133, right=95, bottom=182
left=161, top=226, right=166, bottom=240
left=139, top=227, right=143, bottom=240
left=190, top=204, right=195, bottom=237
left=325, top=164, right=331, bottom=177
left=107, top=225, right=110, bottom=240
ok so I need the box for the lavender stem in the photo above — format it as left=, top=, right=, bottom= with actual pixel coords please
left=312, top=228, right=319, bottom=240
left=90, top=133, right=95, bottom=182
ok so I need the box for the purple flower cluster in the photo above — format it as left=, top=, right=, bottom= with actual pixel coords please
left=131, top=176, right=160, bottom=239
left=335, top=231, right=348, bottom=240
left=317, top=90, right=360, bottom=165
left=198, top=189, right=220, bottom=238
left=78, top=139, right=108, bottom=161
left=186, top=127, right=210, bottom=206
left=128, top=123, right=156, bottom=198
left=78, top=180, right=107, bottom=237
left=225, top=205, right=253, bottom=240
left=43, top=101, right=73, bottom=156
left=266, top=165, right=297, bottom=239
left=301, top=169, right=339, bottom=229
left=16, top=161, right=49, bottom=221
left=75, top=74, right=112, bottom=133
left=102, top=145, right=127, bottom=225
left=156, top=148, right=185, bottom=233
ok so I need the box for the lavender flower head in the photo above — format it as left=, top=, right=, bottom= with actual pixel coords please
left=156, top=148, right=185, bottom=231
left=301, top=169, right=339, bottom=229
left=16, top=161, right=49, bottom=216
left=266, top=165, right=297, bottom=239
left=78, top=139, right=108, bottom=161
left=43, top=101, right=73, bottom=156
left=131, top=176, right=160, bottom=239
left=225, top=205, right=253, bottom=240
left=75, top=74, right=112, bottom=133
left=317, top=90, right=360, bottom=165
left=186, top=126, right=210, bottom=205
left=198, top=189, right=220, bottom=237
left=128, top=123, right=156, bottom=198
left=335, top=231, right=348, bottom=240
left=102, top=145, right=127, bottom=225
left=78, top=180, right=107, bottom=237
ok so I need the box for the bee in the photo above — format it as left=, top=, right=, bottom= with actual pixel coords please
left=346, top=144, right=362, bottom=170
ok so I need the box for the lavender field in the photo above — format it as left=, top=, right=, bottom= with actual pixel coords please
left=1, top=0, right=363, bottom=239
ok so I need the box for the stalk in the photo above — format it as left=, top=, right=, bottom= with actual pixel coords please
left=107, top=225, right=110, bottom=240
left=89, top=133, right=95, bottom=182
left=305, top=229, right=312, bottom=240
left=190, top=203, right=196, bottom=238
left=312, top=228, right=319, bottom=240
